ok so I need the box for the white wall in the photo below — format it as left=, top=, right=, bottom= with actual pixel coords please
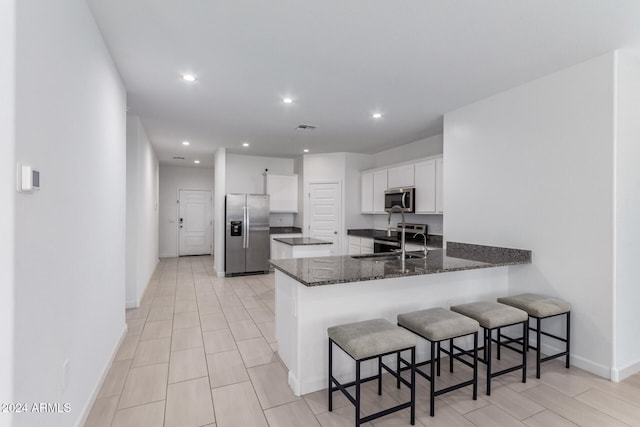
left=372, top=134, right=443, bottom=167
left=158, top=165, right=214, bottom=258
left=613, top=49, right=640, bottom=379
left=126, top=116, right=159, bottom=308
left=13, top=0, right=127, bottom=425
left=226, top=153, right=294, bottom=193
left=0, top=0, right=16, bottom=423
left=213, top=148, right=226, bottom=276
left=293, top=157, right=304, bottom=228
left=444, top=53, right=615, bottom=377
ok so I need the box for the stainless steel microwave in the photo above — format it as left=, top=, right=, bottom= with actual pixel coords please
left=384, top=188, right=414, bottom=213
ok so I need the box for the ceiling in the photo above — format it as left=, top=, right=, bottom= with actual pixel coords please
left=87, top=0, right=640, bottom=167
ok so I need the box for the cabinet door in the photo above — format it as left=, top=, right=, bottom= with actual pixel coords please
left=414, top=160, right=436, bottom=213
left=387, top=164, right=415, bottom=189
left=267, top=175, right=298, bottom=213
left=372, top=170, right=388, bottom=214
left=360, top=238, right=374, bottom=254
left=360, top=172, right=373, bottom=213
left=435, top=157, right=444, bottom=213
left=348, top=236, right=361, bottom=255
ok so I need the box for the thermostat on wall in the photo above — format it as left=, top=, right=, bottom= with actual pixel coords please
left=18, top=164, right=40, bottom=192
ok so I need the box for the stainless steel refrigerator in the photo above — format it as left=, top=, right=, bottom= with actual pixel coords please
left=225, top=193, right=270, bottom=276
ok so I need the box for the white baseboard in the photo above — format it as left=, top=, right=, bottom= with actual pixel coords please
left=75, top=323, right=128, bottom=427
left=611, top=358, right=640, bottom=382
left=159, top=252, right=177, bottom=258
left=536, top=339, right=611, bottom=379
left=125, top=299, right=137, bottom=309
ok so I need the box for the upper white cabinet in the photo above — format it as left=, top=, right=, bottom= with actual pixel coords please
left=361, top=155, right=443, bottom=215
left=372, top=170, right=387, bottom=213
left=414, top=159, right=436, bottom=213
left=387, top=164, right=414, bottom=189
left=361, top=170, right=387, bottom=214
left=435, top=157, right=444, bottom=213
left=360, top=172, right=374, bottom=213
left=266, top=174, right=298, bottom=213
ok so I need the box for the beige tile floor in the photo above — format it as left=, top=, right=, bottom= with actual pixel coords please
left=85, top=256, right=640, bottom=427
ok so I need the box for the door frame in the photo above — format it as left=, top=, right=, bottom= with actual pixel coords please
left=304, top=180, right=343, bottom=255
left=176, top=188, right=213, bottom=256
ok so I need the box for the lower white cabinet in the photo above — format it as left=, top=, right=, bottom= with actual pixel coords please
left=270, top=233, right=302, bottom=260
left=347, top=236, right=374, bottom=255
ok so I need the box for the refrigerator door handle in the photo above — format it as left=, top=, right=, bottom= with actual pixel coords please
left=242, top=206, right=247, bottom=248
left=246, top=204, right=250, bottom=248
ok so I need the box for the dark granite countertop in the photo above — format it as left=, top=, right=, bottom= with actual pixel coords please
left=273, top=237, right=332, bottom=246
left=347, top=228, right=443, bottom=248
left=269, top=227, right=303, bottom=235
left=270, top=242, right=531, bottom=287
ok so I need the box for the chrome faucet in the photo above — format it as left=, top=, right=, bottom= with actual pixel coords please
left=413, top=232, right=428, bottom=258
left=387, top=205, right=406, bottom=271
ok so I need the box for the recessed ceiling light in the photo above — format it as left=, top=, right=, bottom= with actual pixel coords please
left=242, top=142, right=250, bottom=147
left=303, top=149, right=309, bottom=153
left=194, top=160, right=200, bottom=164
left=372, top=113, right=383, bottom=119
left=282, top=97, right=293, bottom=104
left=182, top=141, right=190, bottom=146
left=181, top=74, right=197, bottom=82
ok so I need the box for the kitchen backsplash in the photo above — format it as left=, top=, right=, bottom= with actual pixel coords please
left=371, top=213, right=443, bottom=235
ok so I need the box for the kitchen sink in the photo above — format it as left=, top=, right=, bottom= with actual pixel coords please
left=351, top=252, right=424, bottom=262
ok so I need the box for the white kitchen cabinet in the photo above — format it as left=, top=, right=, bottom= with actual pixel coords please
left=387, top=164, right=414, bottom=189
left=347, top=236, right=374, bottom=255
left=361, top=170, right=387, bottom=214
left=270, top=233, right=302, bottom=260
left=360, top=172, right=374, bottom=213
left=372, top=170, right=387, bottom=213
left=435, top=157, right=444, bottom=213
left=266, top=174, right=298, bottom=213
left=414, top=159, right=436, bottom=213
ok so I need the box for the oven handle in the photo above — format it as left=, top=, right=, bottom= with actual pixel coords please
left=373, top=239, right=400, bottom=247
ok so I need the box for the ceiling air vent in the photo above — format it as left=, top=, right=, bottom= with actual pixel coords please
left=296, top=124, right=318, bottom=131
left=172, top=156, right=185, bottom=160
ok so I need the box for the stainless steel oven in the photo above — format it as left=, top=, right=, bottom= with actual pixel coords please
left=384, top=188, right=414, bottom=213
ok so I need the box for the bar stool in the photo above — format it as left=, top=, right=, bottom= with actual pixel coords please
left=328, top=318, right=417, bottom=427
left=497, top=293, right=571, bottom=378
left=451, top=301, right=528, bottom=395
left=397, top=307, right=479, bottom=417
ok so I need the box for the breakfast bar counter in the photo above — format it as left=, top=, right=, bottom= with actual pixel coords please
left=270, top=242, right=531, bottom=395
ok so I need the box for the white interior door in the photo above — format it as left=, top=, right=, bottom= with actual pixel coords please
left=179, top=190, right=212, bottom=256
left=308, top=182, right=341, bottom=255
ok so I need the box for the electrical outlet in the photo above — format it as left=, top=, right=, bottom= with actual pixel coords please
left=62, top=360, right=70, bottom=391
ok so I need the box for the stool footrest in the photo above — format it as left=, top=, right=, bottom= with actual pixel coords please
left=360, top=401, right=413, bottom=424
left=490, top=364, right=525, bottom=378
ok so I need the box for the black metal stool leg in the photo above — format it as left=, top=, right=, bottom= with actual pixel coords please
left=486, top=328, right=493, bottom=396
left=522, top=321, right=527, bottom=383
left=472, top=331, right=478, bottom=400
left=396, top=352, right=401, bottom=389
left=410, top=348, right=416, bottom=425
left=497, top=327, right=501, bottom=360
left=378, top=355, right=382, bottom=395
left=355, top=360, right=361, bottom=427
left=449, top=338, right=454, bottom=373
left=566, top=312, right=571, bottom=369
left=430, top=340, right=436, bottom=417
left=437, top=341, right=441, bottom=376
left=328, top=338, right=333, bottom=411
left=536, top=317, right=541, bottom=379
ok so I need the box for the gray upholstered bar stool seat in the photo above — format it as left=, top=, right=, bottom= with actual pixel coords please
left=497, top=293, right=571, bottom=378
left=450, top=301, right=528, bottom=395
left=328, top=318, right=417, bottom=426
left=397, top=308, right=479, bottom=417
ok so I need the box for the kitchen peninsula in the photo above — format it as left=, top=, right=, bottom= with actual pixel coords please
left=270, top=242, right=531, bottom=396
